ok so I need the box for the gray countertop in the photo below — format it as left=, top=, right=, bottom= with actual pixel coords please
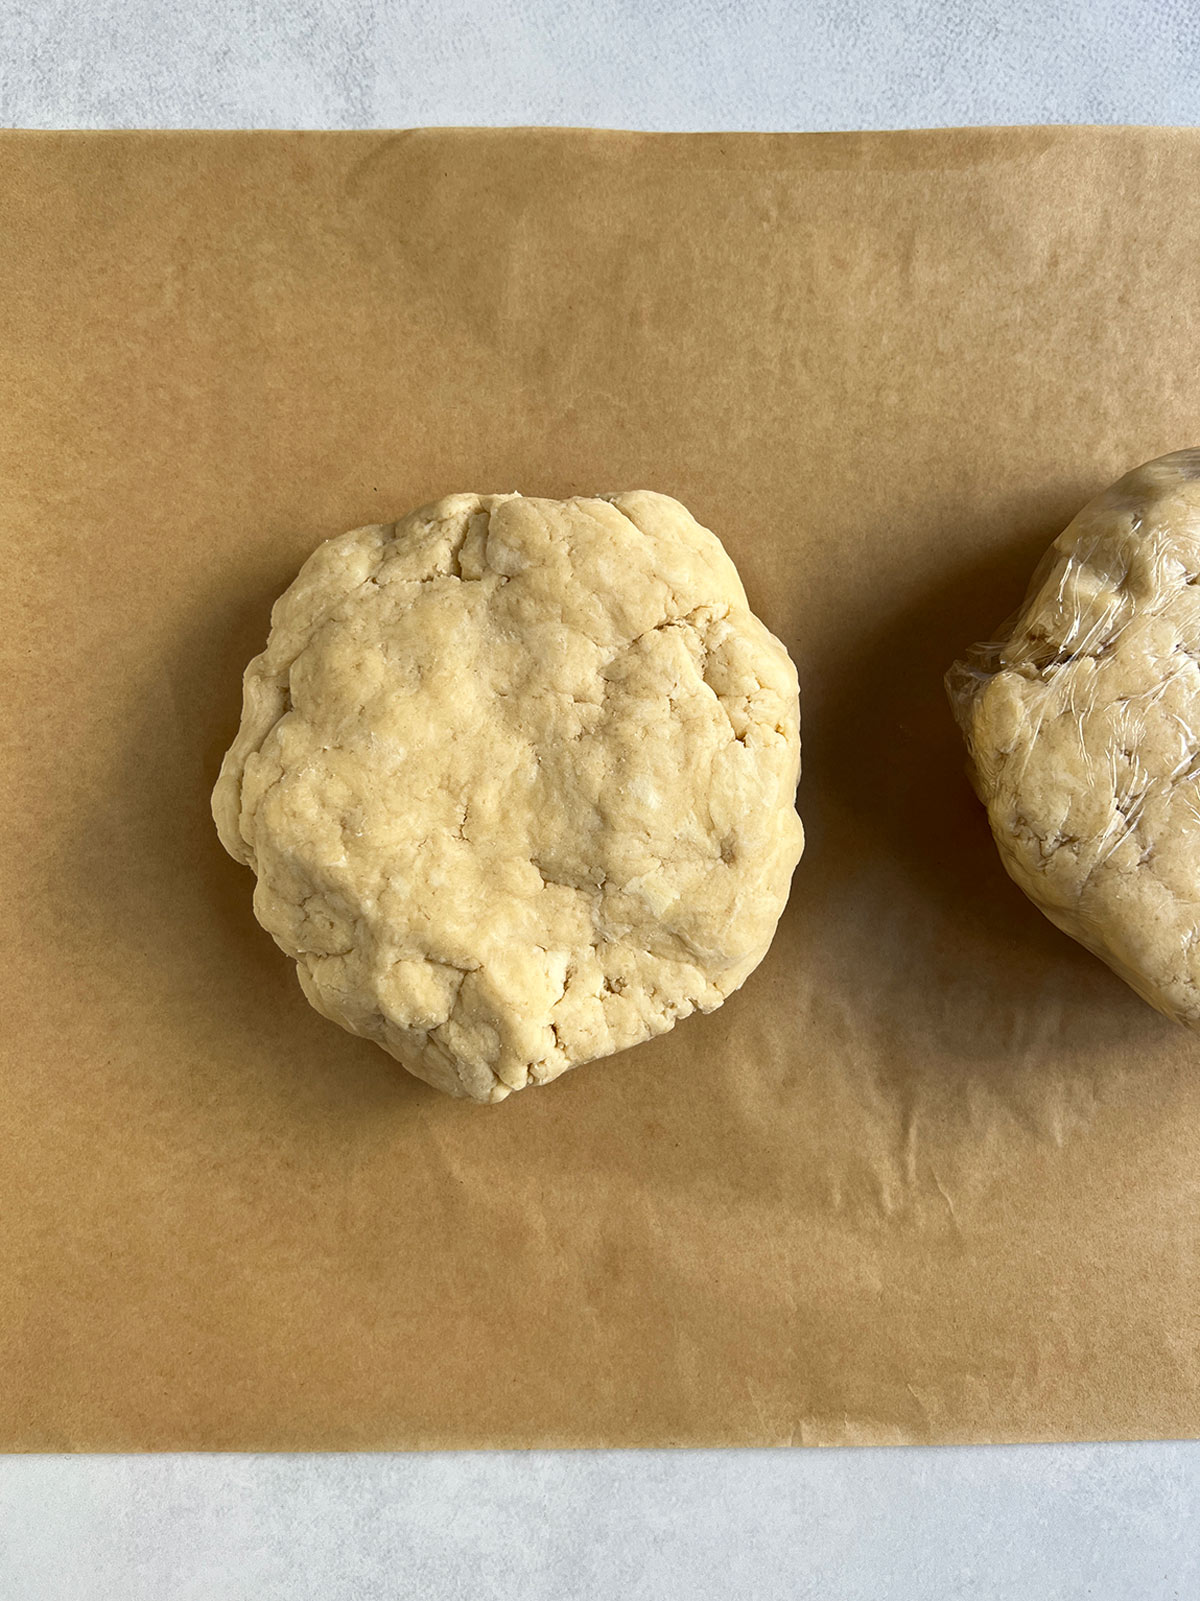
left=6, top=0, right=1200, bottom=132
left=3, top=2, right=1198, bottom=1595
left=2, top=1444, right=1198, bottom=1599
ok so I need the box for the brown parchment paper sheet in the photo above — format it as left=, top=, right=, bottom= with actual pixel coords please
left=3, top=127, right=1200, bottom=1451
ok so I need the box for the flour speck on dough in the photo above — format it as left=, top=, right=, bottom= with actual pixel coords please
left=213, top=492, right=804, bottom=1100
left=948, top=449, right=1200, bottom=1027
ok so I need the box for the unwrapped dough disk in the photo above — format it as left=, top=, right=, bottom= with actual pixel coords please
left=948, top=448, right=1200, bottom=1025
left=213, top=492, right=804, bottom=1101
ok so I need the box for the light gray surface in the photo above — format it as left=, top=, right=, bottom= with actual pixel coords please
left=3, top=0, right=1200, bottom=130
left=3, top=2, right=1199, bottom=1597
left=1, top=1444, right=1198, bottom=1601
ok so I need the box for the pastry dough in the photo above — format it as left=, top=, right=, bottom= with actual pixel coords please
left=214, top=492, right=804, bottom=1099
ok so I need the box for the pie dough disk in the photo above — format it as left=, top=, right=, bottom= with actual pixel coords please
left=949, top=449, right=1200, bottom=1025
left=213, top=492, right=804, bottom=1100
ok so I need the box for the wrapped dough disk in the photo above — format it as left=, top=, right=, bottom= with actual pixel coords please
left=949, top=449, right=1200, bottom=1025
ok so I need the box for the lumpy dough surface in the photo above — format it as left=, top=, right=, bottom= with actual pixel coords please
left=213, top=492, right=804, bottom=1100
left=950, top=449, right=1200, bottom=1025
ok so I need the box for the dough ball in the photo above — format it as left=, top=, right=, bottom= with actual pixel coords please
left=949, top=448, right=1200, bottom=1024
left=213, top=492, right=804, bottom=1100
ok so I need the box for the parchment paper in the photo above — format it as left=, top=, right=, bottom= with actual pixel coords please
left=3, top=127, right=1199, bottom=1450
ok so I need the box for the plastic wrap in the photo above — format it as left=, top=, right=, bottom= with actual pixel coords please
left=948, top=448, right=1200, bottom=1025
